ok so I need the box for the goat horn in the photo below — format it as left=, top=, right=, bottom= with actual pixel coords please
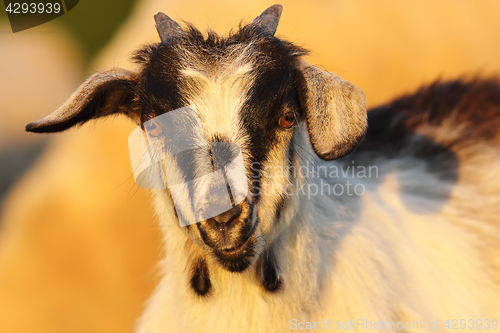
left=251, top=4, right=283, bottom=36
left=154, top=12, right=184, bottom=44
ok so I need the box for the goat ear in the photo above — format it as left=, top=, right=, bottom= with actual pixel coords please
left=296, top=63, right=367, bottom=160
left=26, top=67, right=140, bottom=133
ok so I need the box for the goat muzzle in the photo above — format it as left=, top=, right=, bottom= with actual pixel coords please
left=196, top=199, right=260, bottom=272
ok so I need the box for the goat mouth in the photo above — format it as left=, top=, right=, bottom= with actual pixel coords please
left=211, top=221, right=259, bottom=272
left=221, top=236, right=251, bottom=253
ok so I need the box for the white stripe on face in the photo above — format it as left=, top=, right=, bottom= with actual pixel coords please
left=178, top=43, right=257, bottom=146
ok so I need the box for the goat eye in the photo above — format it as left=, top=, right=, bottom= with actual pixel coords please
left=144, top=120, right=162, bottom=137
left=278, top=112, right=296, bottom=129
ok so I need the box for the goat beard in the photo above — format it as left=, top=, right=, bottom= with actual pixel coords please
left=189, top=242, right=283, bottom=297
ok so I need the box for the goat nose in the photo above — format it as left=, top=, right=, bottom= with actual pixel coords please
left=212, top=205, right=242, bottom=225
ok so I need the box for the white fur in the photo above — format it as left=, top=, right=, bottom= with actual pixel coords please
left=136, top=123, right=500, bottom=332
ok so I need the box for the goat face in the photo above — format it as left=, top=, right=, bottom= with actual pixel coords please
left=26, top=5, right=367, bottom=277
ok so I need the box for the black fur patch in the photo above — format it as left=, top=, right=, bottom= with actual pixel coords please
left=389, top=78, right=500, bottom=142
left=354, top=78, right=500, bottom=182
left=259, top=246, right=282, bottom=292
left=361, top=78, right=500, bottom=153
left=190, top=258, right=211, bottom=297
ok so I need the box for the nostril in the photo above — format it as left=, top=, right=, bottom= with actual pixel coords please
left=212, top=205, right=242, bottom=225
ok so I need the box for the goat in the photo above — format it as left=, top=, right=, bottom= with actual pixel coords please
left=26, top=4, right=500, bottom=332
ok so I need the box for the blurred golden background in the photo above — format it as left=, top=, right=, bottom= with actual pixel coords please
left=1, top=1, right=500, bottom=332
